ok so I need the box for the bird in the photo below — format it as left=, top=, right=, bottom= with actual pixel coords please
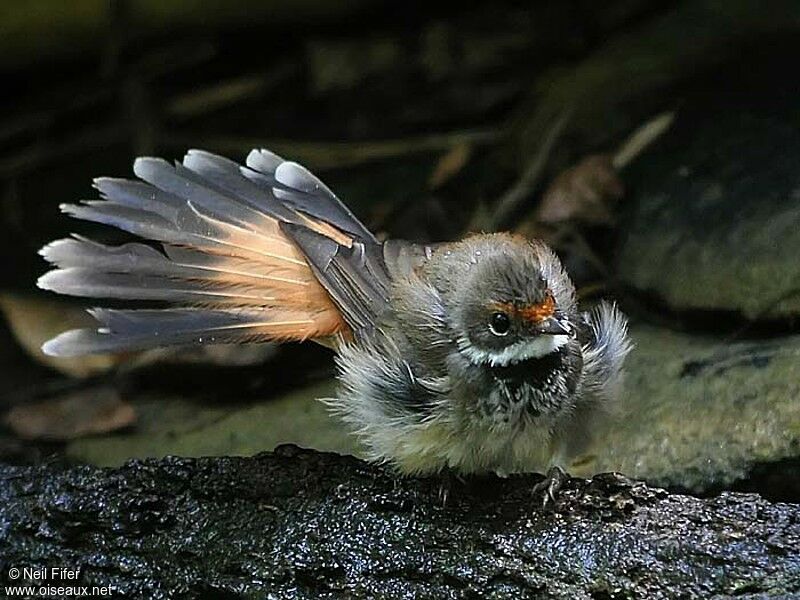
left=37, top=148, right=631, bottom=484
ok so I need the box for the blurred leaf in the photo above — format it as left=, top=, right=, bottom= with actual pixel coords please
left=0, top=293, right=123, bottom=378
left=5, top=387, right=135, bottom=441
left=429, top=142, right=472, bottom=189
left=536, top=154, right=624, bottom=225
left=612, top=111, right=675, bottom=169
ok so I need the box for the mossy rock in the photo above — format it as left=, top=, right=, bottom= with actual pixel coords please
left=67, top=379, right=359, bottom=466
left=580, top=324, right=800, bottom=493
left=616, top=47, right=800, bottom=320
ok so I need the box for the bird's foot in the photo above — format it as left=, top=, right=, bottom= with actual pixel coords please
left=532, top=466, right=569, bottom=509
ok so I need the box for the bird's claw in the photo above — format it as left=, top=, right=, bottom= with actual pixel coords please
left=532, top=466, right=568, bottom=509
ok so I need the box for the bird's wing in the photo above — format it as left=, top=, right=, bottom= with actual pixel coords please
left=579, top=301, right=632, bottom=399
left=38, top=149, right=393, bottom=355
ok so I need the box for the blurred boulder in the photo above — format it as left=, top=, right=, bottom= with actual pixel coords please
left=616, top=46, right=800, bottom=320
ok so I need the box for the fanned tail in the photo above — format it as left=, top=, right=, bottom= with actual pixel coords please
left=37, top=149, right=380, bottom=356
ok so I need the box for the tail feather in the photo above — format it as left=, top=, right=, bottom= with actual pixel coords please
left=42, top=307, right=340, bottom=356
left=38, top=268, right=280, bottom=304
left=94, top=178, right=183, bottom=221
left=38, top=149, right=359, bottom=356
left=39, top=237, right=323, bottom=306
left=245, top=148, right=284, bottom=181
left=41, top=237, right=309, bottom=286
left=58, top=202, right=309, bottom=269
left=184, top=150, right=297, bottom=222
left=245, top=149, right=375, bottom=242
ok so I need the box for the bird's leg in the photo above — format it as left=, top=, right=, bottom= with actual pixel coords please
left=437, top=469, right=465, bottom=507
left=532, top=465, right=569, bottom=509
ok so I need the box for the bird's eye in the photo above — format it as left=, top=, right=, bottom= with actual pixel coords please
left=489, top=312, right=510, bottom=336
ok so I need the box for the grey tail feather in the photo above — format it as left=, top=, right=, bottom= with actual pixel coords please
left=38, top=237, right=292, bottom=304
left=42, top=308, right=280, bottom=356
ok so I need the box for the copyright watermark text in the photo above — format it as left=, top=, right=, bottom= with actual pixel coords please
left=4, top=565, right=111, bottom=597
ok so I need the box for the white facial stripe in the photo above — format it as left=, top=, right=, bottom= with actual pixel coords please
left=458, top=335, right=569, bottom=367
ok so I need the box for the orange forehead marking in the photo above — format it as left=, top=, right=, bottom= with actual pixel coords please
left=519, top=294, right=555, bottom=323
left=489, top=293, right=555, bottom=324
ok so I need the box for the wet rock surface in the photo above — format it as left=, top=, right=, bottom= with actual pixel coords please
left=2, top=446, right=799, bottom=599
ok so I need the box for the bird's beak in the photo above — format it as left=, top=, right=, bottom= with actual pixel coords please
left=536, top=316, right=571, bottom=336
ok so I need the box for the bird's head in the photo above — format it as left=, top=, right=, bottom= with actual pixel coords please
left=449, top=240, right=574, bottom=368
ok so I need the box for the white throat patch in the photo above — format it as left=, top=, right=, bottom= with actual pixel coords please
left=458, top=335, right=569, bottom=367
